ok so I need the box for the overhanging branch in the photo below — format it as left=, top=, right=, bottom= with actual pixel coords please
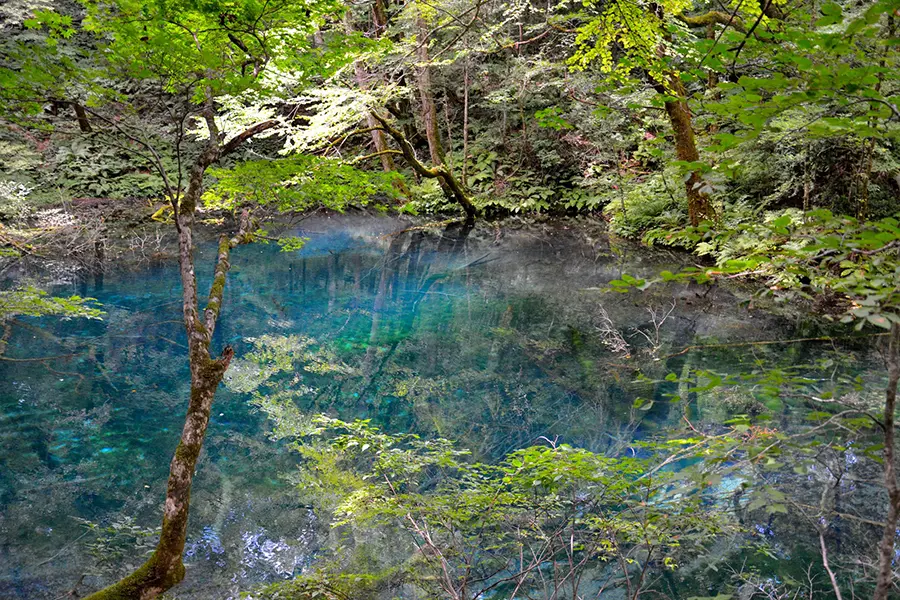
left=222, top=119, right=278, bottom=155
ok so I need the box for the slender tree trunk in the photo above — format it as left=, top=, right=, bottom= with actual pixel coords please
left=82, top=111, right=271, bottom=600
left=373, top=0, right=389, bottom=36
left=444, top=97, right=453, bottom=167
left=803, top=143, right=811, bottom=211
left=415, top=9, right=445, bottom=166
left=73, top=103, right=92, bottom=133
left=344, top=13, right=394, bottom=173
left=704, top=25, right=721, bottom=135
left=655, top=74, right=714, bottom=227
left=50, top=100, right=92, bottom=132
left=874, top=323, right=900, bottom=600
left=462, top=54, right=470, bottom=187
left=857, top=14, right=895, bottom=221
left=345, top=7, right=410, bottom=199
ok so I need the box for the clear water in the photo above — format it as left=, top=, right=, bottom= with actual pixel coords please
left=0, top=214, right=881, bottom=598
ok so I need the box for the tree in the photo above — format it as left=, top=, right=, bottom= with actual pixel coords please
left=631, top=8, right=900, bottom=589
left=567, top=0, right=749, bottom=225
left=258, top=416, right=729, bottom=600
left=413, top=0, right=447, bottom=167
left=4, top=0, right=345, bottom=597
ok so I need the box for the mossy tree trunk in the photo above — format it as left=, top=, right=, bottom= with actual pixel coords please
left=654, top=74, right=715, bottom=227
left=82, top=103, right=275, bottom=600
left=370, top=112, right=477, bottom=221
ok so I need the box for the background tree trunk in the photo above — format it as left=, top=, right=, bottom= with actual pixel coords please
left=462, top=51, right=470, bottom=187
left=72, top=103, right=92, bottom=133
left=656, top=75, right=714, bottom=226
left=415, top=8, right=445, bottom=166
left=345, top=13, right=395, bottom=173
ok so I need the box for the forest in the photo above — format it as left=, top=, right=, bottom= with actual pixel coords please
left=0, top=0, right=899, bottom=598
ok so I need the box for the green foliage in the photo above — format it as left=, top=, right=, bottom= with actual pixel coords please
left=49, top=137, right=174, bottom=200
left=80, top=0, right=341, bottom=99
left=0, top=139, right=42, bottom=173
left=461, top=145, right=605, bottom=215
left=631, top=210, right=900, bottom=327
left=282, top=416, right=732, bottom=598
left=606, top=168, right=687, bottom=237
left=0, top=180, right=34, bottom=221
left=534, top=106, right=572, bottom=131
left=204, top=154, right=404, bottom=212
left=276, top=236, right=310, bottom=253
left=0, top=286, right=104, bottom=321
left=225, top=334, right=354, bottom=395
left=697, top=1, right=900, bottom=147
left=400, top=178, right=453, bottom=215
left=569, top=0, right=692, bottom=83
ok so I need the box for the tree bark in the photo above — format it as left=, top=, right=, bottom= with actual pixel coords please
left=874, top=323, right=900, bottom=600
left=415, top=9, right=445, bottom=166
left=655, top=74, right=715, bottom=227
left=856, top=14, right=895, bottom=221
left=462, top=53, right=470, bottom=187
left=372, top=0, right=389, bottom=36
left=344, top=13, right=394, bottom=173
left=677, top=11, right=746, bottom=32
left=72, top=103, right=93, bottom=133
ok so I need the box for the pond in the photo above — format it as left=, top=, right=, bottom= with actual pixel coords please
left=0, top=213, right=884, bottom=599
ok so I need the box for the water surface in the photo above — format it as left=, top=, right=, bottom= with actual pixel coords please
left=0, top=214, right=880, bottom=598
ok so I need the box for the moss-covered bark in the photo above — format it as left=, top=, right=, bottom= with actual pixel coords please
left=655, top=74, right=715, bottom=227
left=874, top=324, right=900, bottom=600
left=677, top=11, right=746, bottom=32
left=370, top=113, right=477, bottom=221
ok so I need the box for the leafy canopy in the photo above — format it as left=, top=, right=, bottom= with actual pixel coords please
left=80, top=0, right=342, bottom=98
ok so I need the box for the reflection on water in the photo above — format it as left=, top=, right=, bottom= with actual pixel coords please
left=0, top=214, right=879, bottom=598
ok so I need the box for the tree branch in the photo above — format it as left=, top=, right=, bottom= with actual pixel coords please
left=203, top=210, right=253, bottom=337
left=370, top=112, right=477, bottom=220
left=678, top=10, right=746, bottom=32
left=221, top=119, right=278, bottom=155
left=353, top=149, right=404, bottom=163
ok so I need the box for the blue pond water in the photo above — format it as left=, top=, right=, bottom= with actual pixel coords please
left=0, top=214, right=878, bottom=598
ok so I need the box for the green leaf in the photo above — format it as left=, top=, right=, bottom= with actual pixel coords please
left=867, top=314, right=892, bottom=330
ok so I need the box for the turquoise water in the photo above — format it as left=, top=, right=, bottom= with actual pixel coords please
left=0, top=214, right=881, bottom=598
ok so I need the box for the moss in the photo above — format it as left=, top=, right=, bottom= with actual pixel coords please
left=173, top=442, right=196, bottom=464
left=678, top=11, right=746, bottom=32
left=82, top=554, right=184, bottom=600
